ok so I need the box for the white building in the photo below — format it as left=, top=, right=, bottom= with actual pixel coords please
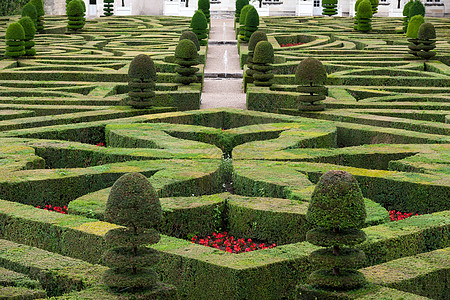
left=44, top=0, right=448, bottom=18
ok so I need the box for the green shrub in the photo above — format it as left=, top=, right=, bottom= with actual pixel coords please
left=103, top=173, right=162, bottom=292
left=180, top=30, right=200, bottom=51
left=127, top=54, right=157, bottom=108
left=190, top=10, right=208, bottom=46
left=306, top=171, right=367, bottom=290
left=198, top=0, right=210, bottom=23
left=370, top=0, right=379, bottom=14
left=66, top=0, right=85, bottom=32
left=5, top=22, right=26, bottom=59
left=322, top=0, right=338, bottom=17
left=418, top=22, right=436, bottom=40
left=21, top=2, right=38, bottom=29
left=246, top=31, right=268, bottom=79
left=235, top=0, right=249, bottom=22
left=251, top=41, right=274, bottom=87
left=409, top=0, right=425, bottom=19
left=406, top=15, right=424, bottom=39
left=175, top=39, right=200, bottom=85
left=417, top=23, right=437, bottom=60
left=103, top=0, right=114, bottom=16
left=18, top=17, right=36, bottom=56
left=244, top=6, right=259, bottom=42
left=0, top=0, right=28, bottom=16
left=402, top=0, right=414, bottom=33
left=353, top=0, right=364, bottom=30
left=356, top=0, right=373, bottom=32
left=295, top=57, right=327, bottom=111
left=29, top=0, right=44, bottom=32
left=238, top=4, right=253, bottom=41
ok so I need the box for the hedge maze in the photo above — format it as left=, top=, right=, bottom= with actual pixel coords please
left=0, top=13, right=448, bottom=299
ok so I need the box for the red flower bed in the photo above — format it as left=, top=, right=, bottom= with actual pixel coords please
left=191, top=232, right=276, bottom=254
left=36, top=204, right=68, bottom=214
left=96, top=142, right=105, bottom=147
left=389, top=210, right=419, bottom=221
left=280, top=42, right=305, bottom=47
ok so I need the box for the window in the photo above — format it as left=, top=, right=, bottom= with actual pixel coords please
left=313, top=0, right=320, bottom=7
left=89, top=0, right=96, bottom=4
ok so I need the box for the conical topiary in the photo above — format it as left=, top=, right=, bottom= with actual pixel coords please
left=238, top=4, right=253, bottom=41
left=356, top=0, right=373, bottom=32
left=21, top=2, right=38, bottom=29
left=190, top=10, right=208, bottom=46
left=128, top=54, right=157, bottom=108
left=235, top=0, right=249, bottom=23
left=322, top=0, right=338, bottom=16
left=417, top=23, right=436, bottom=60
left=30, top=0, right=45, bottom=33
left=246, top=31, right=268, bottom=81
left=18, top=17, right=36, bottom=56
left=243, top=6, right=259, bottom=42
left=104, top=0, right=114, bottom=16
left=103, top=173, right=162, bottom=293
left=306, top=170, right=367, bottom=290
left=180, top=30, right=200, bottom=51
left=370, top=0, right=378, bottom=14
left=175, top=39, right=200, bottom=85
left=406, top=15, right=424, bottom=57
left=353, top=0, right=364, bottom=30
left=252, top=41, right=274, bottom=87
left=295, top=57, right=327, bottom=111
left=402, top=0, right=414, bottom=33
left=66, top=0, right=85, bottom=32
left=198, top=0, right=210, bottom=23
left=5, top=22, right=26, bottom=59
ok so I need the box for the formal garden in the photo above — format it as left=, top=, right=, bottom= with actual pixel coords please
left=0, top=0, right=448, bottom=299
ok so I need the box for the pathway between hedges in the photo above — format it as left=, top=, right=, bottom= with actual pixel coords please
left=200, top=15, right=246, bottom=109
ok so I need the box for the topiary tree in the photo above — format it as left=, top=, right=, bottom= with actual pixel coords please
left=67, top=0, right=85, bottom=32
left=102, top=172, right=162, bottom=293
left=29, top=0, right=44, bottom=33
left=243, top=6, right=259, bottom=42
left=356, top=0, right=373, bottom=32
left=103, top=0, right=114, bottom=16
left=198, top=0, right=210, bottom=23
left=402, top=0, right=414, bottom=33
left=180, top=30, right=200, bottom=51
left=5, top=22, right=26, bottom=59
left=353, top=0, right=364, bottom=30
left=175, top=39, right=200, bottom=85
left=190, top=10, right=208, bottom=46
left=295, top=57, right=327, bottom=111
left=238, top=4, right=253, bottom=41
left=235, top=0, right=249, bottom=23
left=409, top=0, right=425, bottom=20
left=370, top=0, right=379, bottom=15
left=417, top=23, right=437, bottom=60
left=21, top=2, right=38, bottom=29
left=18, top=17, right=36, bottom=56
left=246, top=30, right=268, bottom=83
left=251, top=41, right=274, bottom=87
left=127, top=54, right=157, bottom=108
left=322, top=0, right=338, bottom=17
left=406, top=15, right=425, bottom=57
left=306, top=170, right=367, bottom=290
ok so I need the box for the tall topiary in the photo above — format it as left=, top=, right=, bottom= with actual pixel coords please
left=21, top=2, right=38, bottom=29
left=238, top=4, right=253, bottom=41
left=127, top=54, right=157, bottom=108
left=18, top=17, right=36, bottom=56
left=406, top=15, right=425, bottom=57
left=402, top=0, right=414, bottom=33
left=190, top=10, right=208, bottom=46
left=103, top=0, right=114, bottom=16
left=198, top=0, right=210, bottom=23
left=322, top=0, right=338, bottom=17
left=306, top=170, right=367, bottom=290
left=353, top=0, right=364, bottom=30
left=5, top=22, right=26, bottom=59
left=409, top=0, right=425, bottom=19
left=370, top=0, right=379, bottom=14
left=235, top=0, right=249, bottom=23
left=356, top=0, right=373, bottom=32
left=243, top=6, right=259, bottom=42
left=67, top=0, right=85, bottom=32
left=417, top=23, right=436, bottom=60
left=180, top=30, right=200, bottom=51
left=103, top=173, right=162, bottom=293
left=295, top=57, right=327, bottom=111
left=251, top=41, right=274, bottom=87
left=29, top=0, right=44, bottom=33
left=246, top=31, right=268, bottom=81
left=175, top=39, right=200, bottom=85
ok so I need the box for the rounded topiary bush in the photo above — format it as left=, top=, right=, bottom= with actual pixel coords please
left=18, top=17, right=36, bottom=56
left=21, top=2, right=38, bottom=28
left=353, top=0, right=364, bottom=30
left=198, top=0, right=210, bottom=23
left=180, top=30, right=200, bottom=51
left=370, top=0, right=378, bottom=14
left=244, top=6, right=259, bottom=42
left=418, top=22, right=436, bottom=40
left=103, top=172, right=162, bottom=292
left=417, top=23, right=437, bottom=60
left=30, top=0, right=45, bottom=32
left=406, top=15, right=424, bottom=39
left=409, top=0, right=425, bottom=19
left=322, top=0, right=338, bottom=16
left=235, top=0, right=249, bottom=22
left=128, top=54, right=157, bottom=108
left=251, top=41, right=274, bottom=87
left=190, top=10, right=208, bottom=46
left=175, top=39, right=200, bottom=85
left=238, top=4, right=253, bottom=41
left=66, top=0, right=85, bottom=32
left=402, top=0, right=414, bottom=33
left=5, top=22, right=26, bottom=59
left=306, top=170, right=367, bottom=290
left=356, top=0, right=373, bottom=32
left=103, top=0, right=114, bottom=16
left=246, top=31, right=268, bottom=81
left=295, top=57, right=327, bottom=111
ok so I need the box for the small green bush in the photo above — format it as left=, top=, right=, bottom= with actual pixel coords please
left=370, top=0, right=379, bottom=14
left=18, top=17, right=36, bottom=56
left=190, top=10, right=208, bottom=46
left=244, top=6, right=259, bottom=42
left=356, top=0, right=373, bottom=32
left=417, top=23, right=437, bottom=60
left=238, top=4, right=253, bottom=41
left=5, top=22, right=25, bottom=58
left=353, top=0, right=364, bottom=30
left=409, top=0, right=425, bottom=19
left=128, top=54, right=157, bottom=108
left=402, top=0, right=414, bottom=32
left=295, top=57, right=327, bottom=111
left=198, top=0, right=210, bottom=23
left=180, top=30, right=200, bottom=51
left=251, top=41, right=274, bottom=87
left=103, top=0, right=114, bottom=16
left=66, top=0, right=85, bottom=32
left=322, top=0, right=338, bottom=16
left=0, top=0, right=28, bottom=16
left=21, top=3, right=38, bottom=29
left=29, top=0, right=44, bottom=32
left=235, top=0, right=249, bottom=22
left=246, top=31, right=268, bottom=79
left=418, top=22, right=436, bottom=40
left=175, top=39, right=200, bottom=85
left=406, top=15, right=424, bottom=39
